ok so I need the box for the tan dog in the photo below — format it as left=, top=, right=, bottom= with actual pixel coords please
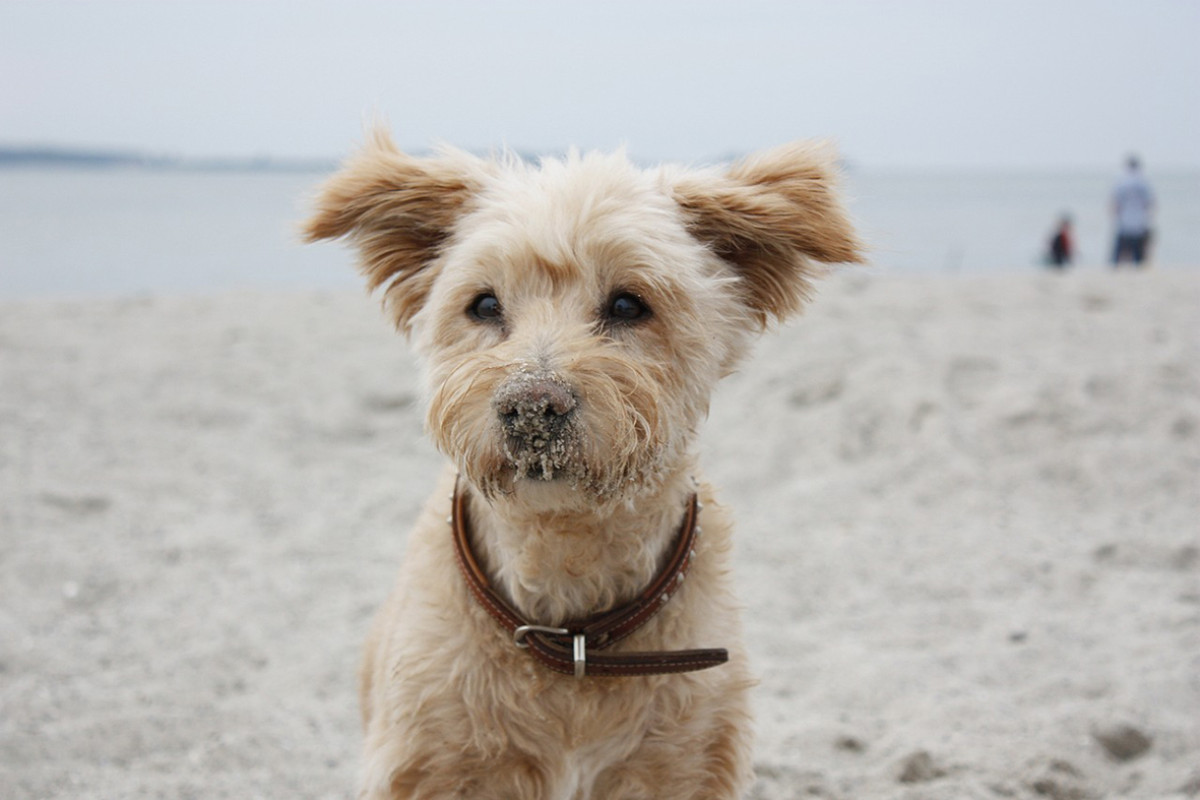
left=305, top=132, right=861, bottom=799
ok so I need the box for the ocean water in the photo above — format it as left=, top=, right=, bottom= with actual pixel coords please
left=1, top=167, right=1197, bottom=300
left=847, top=169, right=1200, bottom=273
left=0, top=169, right=351, bottom=300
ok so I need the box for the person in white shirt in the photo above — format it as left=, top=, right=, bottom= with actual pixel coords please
left=1111, top=155, right=1155, bottom=266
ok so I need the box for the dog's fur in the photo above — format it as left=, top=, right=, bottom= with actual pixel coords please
left=305, top=132, right=861, bottom=799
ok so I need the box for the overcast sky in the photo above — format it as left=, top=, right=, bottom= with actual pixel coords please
left=3, top=0, right=1198, bottom=170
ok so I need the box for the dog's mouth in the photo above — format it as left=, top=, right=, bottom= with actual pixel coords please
left=501, top=429, right=582, bottom=482
left=517, top=464, right=565, bottom=482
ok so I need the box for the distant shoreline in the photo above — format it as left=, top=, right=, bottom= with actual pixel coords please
left=0, top=146, right=335, bottom=173
left=5, top=146, right=1199, bottom=176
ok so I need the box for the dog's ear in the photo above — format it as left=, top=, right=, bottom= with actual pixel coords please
left=303, top=131, right=487, bottom=334
left=672, top=141, right=863, bottom=327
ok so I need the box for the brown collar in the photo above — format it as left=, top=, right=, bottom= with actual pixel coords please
left=450, top=479, right=728, bottom=678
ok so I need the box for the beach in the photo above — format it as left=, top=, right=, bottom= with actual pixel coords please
left=1, top=270, right=1197, bottom=798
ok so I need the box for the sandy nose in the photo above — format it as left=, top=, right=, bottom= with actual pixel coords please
left=493, top=373, right=577, bottom=431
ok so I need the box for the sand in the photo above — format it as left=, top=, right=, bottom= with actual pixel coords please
left=1, top=270, right=1197, bottom=799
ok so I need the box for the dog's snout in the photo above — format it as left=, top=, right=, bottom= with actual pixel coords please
left=493, top=372, right=580, bottom=480
left=494, top=374, right=577, bottom=427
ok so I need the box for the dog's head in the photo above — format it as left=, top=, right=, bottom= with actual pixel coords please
left=305, top=132, right=861, bottom=509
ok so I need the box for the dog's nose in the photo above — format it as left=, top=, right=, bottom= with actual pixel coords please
left=493, top=373, right=577, bottom=437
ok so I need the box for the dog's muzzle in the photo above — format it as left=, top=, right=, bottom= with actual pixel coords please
left=492, top=372, right=578, bottom=475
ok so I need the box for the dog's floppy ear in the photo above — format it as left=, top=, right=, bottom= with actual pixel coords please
left=303, top=131, right=486, bottom=334
left=672, top=141, right=863, bottom=327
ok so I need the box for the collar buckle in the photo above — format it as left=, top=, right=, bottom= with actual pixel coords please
left=512, top=624, right=569, bottom=649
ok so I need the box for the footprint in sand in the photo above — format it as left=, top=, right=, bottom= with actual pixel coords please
left=1028, top=759, right=1089, bottom=800
left=945, top=357, right=1000, bottom=407
left=787, top=365, right=845, bottom=408
left=361, top=392, right=416, bottom=413
left=1093, top=723, right=1153, bottom=762
left=1080, top=292, right=1112, bottom=312
left=39, top=493, right=111, bottom=516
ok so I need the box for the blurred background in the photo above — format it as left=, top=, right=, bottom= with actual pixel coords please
left=2, top=0, right=1198, bottom=298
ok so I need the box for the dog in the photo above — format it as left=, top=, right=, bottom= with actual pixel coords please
left=304, top=131, right=861, bottom=799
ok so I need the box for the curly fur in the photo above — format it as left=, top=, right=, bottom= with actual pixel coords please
left=304, top=131, right=861, bottom=799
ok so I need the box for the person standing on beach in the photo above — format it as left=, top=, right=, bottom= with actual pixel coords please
left=1111, top=155, right=1155, bottom=267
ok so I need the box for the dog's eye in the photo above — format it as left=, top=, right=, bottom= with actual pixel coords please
left=469, top=293, right=502, bottom=322
left=607, top=293, right=649, bottom=322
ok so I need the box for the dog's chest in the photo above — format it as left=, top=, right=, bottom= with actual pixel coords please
left=552, top=740, right=627, bottom=800
left=486, top=674, right=654, bottom=798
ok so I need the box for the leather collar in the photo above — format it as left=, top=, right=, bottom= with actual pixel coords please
left=450, top=478, right=729, bottom=678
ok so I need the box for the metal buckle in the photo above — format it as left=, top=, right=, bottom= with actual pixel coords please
left=512, top=624, right=569, bottom=649
left=573, top=633, right=586, bottom=679
left=513, top=625, right=586, bottom=678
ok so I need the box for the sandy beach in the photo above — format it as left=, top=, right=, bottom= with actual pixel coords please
left=1, top=269, right=1197, bottom=799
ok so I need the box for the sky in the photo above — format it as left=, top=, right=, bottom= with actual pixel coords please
left=2, top=0, right=1198, bottom=170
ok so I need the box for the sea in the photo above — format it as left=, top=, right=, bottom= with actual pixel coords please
left=1, top=166, right=1197, bottom=300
